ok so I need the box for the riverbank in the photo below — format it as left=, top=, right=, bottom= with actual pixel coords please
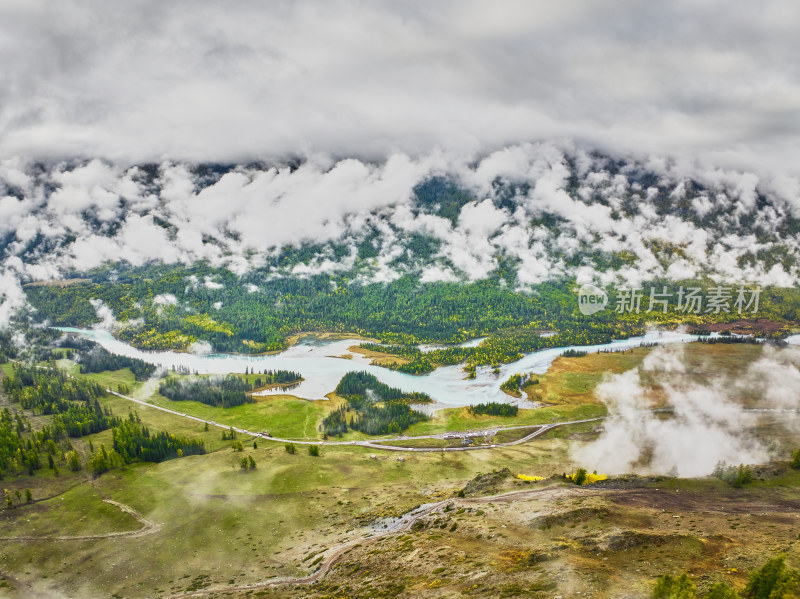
left=55, top=327, right=710, bottom=407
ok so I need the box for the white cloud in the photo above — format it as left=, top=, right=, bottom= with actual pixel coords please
left=0, top=1, right=798, bottom=179
left=0, top=148, right=798, bottom=286
left=189, top=340, right=213, bottom=355
left=572, top=345, right=771, bottom=477
left=741, top=346, right=800, bottom=431
left=89, top=298, right=117, bottom=330
left=0, top=143, right=799, bottom=329
left=419, top=265, right=459, bottom=283
left=0, top=270, right=25, bottom=327
left=153, top=293, right=177, bottom=305
left=203, top=276, right=224, bottom=290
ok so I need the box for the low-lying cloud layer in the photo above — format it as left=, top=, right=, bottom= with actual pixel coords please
left=2, top=143, right=800, bottom=326
left=572, top=345, right=800, bottom=477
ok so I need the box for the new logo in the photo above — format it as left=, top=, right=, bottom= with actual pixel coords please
left=577, top=284, right=608, bottom=316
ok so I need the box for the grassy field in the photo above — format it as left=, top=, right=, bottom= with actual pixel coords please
left=677, top=341, right=764, bottom=380
left=491, top=426, right=541, bottom=444
left=95, top=393, right=231, bottom=450
left=0, top=482, right=141, bottom=538
left=147, top=385, right=608, bottom=441
left=520, top=342, right=764, bottom=404
left=42, top=357, right=337, bottom=441
left=404, top=403, right=606, bottom=437
left=372, top=437, right=461, bottom=449
left=47, top=343, right=765, bottom=445
left=0, top=435, right=576, bottom=598
left=523, top=346, right=652, bottom=404
left=146, top=390, right=336, bottom=439
left=2, top=435, right=800, bottom=598
left=348, top=344, right=411, bottom=367
left=1, top=361, right=14, bottom=377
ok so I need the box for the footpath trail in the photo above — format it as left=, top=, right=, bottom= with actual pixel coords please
left=166, top=484, right=583, bottom=598
left=106, top=389, right=602, bottom=452
left=0, top=498, right=161, bottom=542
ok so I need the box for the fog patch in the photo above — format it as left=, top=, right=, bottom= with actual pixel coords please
left=189, top=340, right=214, bottom=355
left=572, top=345, right=770, bottom=477
left=153, top=293, right=177, bottom=306
left=741, top=346, right=800, bottom=431
left=89, top=299, right=118, bottom=330
left=0, top=270, right=26, bottom=328
left=132, top=374, right=164, bottom=402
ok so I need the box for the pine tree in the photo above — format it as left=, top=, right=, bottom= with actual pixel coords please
left=66, top=451, right=81, bottom=471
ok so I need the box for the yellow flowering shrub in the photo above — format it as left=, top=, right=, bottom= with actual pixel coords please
left=567, top=470, right=607, bottom=485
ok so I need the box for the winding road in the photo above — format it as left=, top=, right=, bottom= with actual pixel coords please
left=106, top=389, right=602, bottom=452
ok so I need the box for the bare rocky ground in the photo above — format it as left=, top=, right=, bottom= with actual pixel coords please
left=182, top=465, right=800, bottom=599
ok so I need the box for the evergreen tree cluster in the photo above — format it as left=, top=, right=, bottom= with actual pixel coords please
left=468, top=402, right=519, bottom=417
left=159, top=375, right=256, bottom=408
left=651, top=554, right=799, bottom=598
left=111, top=412, right=205, bottom=465
left=1, top=408, right=42, bottom=477
left=499, top=373, right=538, bottom=396
left=3, top=365, right=105, bottom=414
left=0, top=406, right=77, bottom=477
left=255, top=369, right=302, bottom=385
left=348, top=401, right=428, bottom=435
left=21, top=266, right=668, bottom=356
left=2, top=365, right=118, bottom=437
left=712, top=462, right=754, bottom=488
left=53, top=401, right=121, bottom=437
left=0, top=330, right=16, bottom=363
left=0, top=366, right=119, bottom=477
left=78, top=346, right=157, bottom=381
left=359, top=323, right=637, bottom=374
left=22, top=262, right=800, bottom=364
left=0, top=365, right=202, bottom=479
left=320, top=406, right=349, bottom=436
left=322, top=371, right=430, bottom=436
left=158, top=371, right=300, bottom=408
left=697, top=335, right=787, bottom=347
left=334, top=371, right=431, bottom=404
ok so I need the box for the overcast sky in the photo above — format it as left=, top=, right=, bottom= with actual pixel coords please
left=1, top=0, right=798, bottom=174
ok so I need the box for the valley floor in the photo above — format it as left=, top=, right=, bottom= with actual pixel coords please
left=1, top=342, right=799, bottom=598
